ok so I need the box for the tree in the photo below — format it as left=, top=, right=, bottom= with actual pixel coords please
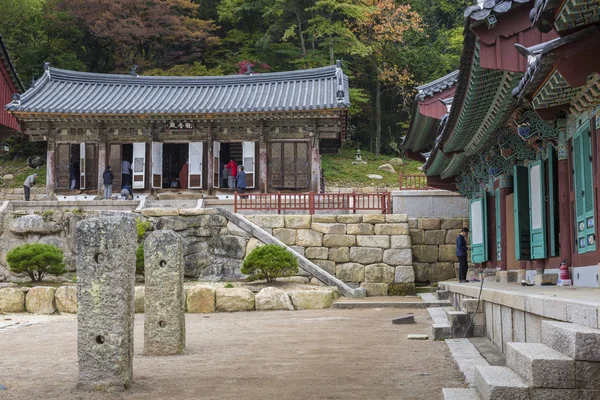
left=56, top=0, right=220, bottom=71
left=241, top=244, right=299, bottom=282
left=353, top=0, right=422, bottom=156
left=6, top=243, right=66, bottom=282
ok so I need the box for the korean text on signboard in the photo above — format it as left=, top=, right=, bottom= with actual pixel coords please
left=166, top=121, right=194, bottom=130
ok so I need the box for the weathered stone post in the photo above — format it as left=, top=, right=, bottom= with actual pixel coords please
left=144, top=230, right=185, bottom=355
left=76, top=215, right=137, bottom=392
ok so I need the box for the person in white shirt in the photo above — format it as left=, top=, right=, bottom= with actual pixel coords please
left=121, top=159, right=131, bottom=186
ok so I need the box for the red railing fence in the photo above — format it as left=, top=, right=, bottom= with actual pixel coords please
left=399, top=174, right=432, bottom=190
left=234, top=191, right=391, bottom=214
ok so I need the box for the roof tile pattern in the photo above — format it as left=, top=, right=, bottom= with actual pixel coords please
left=416, top=70, right=459, bottom=100
left=6, top=65, right=350, bottom=115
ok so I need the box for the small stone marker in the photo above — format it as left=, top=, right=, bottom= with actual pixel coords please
left=76, top=216, right=137, bottom=392
left=392, top=313, right=415, bottom=325
left=144, top=230, right=185, bottom=356
left=407, top=334, right=429, bottom=340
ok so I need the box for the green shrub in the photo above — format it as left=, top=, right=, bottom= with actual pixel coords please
left=41, top=210, right=54, bottom=221
left=6, top=243, right=66, bottom=282
left=135, top=243, right=144, bottom=275
left=136, top=218, right=151, bottom=240
left=224, top=283, right=234, bottom=288
left=241, top=244, right=299, bottom=282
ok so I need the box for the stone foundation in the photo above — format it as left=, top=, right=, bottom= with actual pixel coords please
left=409, top=217, right=470, bottom=283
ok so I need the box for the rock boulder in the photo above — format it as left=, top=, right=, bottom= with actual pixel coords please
left=25, top=286, right=57, bottom=314
left=255, top=287, right=294, bottom=311
left=0, top=287, right=25, bottom=313
left=56, top=286, right=78, bottom=313
left=186, top=286, right=216, bottom=313
left=215, top=288, right=255, bottom=312
left=289, top=290, right=334, bottom=309
left=377, top=164, right=396, bottom=174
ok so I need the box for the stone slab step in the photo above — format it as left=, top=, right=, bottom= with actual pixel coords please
left=542, top=321, right=600, bottom=361
left=505, top=342, right=574, bottom=389
left=415, top=286, right=437, bottom=293
left=442, top=388, right=481, bottom=400
left=418, top=292, right=450, bottom=303
left=445, top=339, right=490, bottom=384
left=428, top=307, right=451, bottom=340
left=332, top=301, right=447, bottom=309
left=474, top=366, right=529, bottom=400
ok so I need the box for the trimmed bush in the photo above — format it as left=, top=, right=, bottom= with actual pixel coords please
left=6, top=243, right=65, bottom=282
left=241, top=244, right=299, bottom=282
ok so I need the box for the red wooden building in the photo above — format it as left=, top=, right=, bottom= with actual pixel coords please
left=0, top=35, right=23, bottom=137
left=405, top=0, right=600, bottom=286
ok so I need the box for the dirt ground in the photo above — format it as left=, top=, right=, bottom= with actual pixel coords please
left=0, top=309, right=464, bottom=400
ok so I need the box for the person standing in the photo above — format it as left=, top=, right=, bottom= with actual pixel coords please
left=236, top=165, right=247, bottom=194
left=121, top=158, right=131, bottom=187
left=103, top=165, right=114, bottom=199
left=456, top=227, right=470, bottom=283
left=69, top=159, right=76, bottom=190
left=225, top=158, right=237, bottom=189
left=23, top=173, right=37, bottom=201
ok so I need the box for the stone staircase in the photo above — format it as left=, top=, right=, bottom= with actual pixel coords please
left=428, top=288, right=485, bottom=340
left=442, top=320, right=600, bottom=399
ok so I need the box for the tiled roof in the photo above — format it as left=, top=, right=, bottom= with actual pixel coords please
left=6, top=63, right=350, bottom=115
left=0, top=35, right=24, bottom=93
left=416, top=70, right=459, bottom=100
left=464, top=0, right=531, bottom=21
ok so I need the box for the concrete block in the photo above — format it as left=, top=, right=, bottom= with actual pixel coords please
left=513, top=309, right=526, bottom=343
left=390, top=235, right=411, bottom=249
left=76, top=216, right=137, bottom=391
left=356, top=235, right=390, bottom=248
left=566, top=301, right=598, bottom=329
left=409, top=229, right=424, bottom=245
left=383, top=248, right=412, bottom=266
left=412, top=245, right=438, bottom=263
left=311, top=223, right=346, bottom=234
left=322, top=234, right=356, bottom=247
left=424, top=230, right=446, bottom=245
left=144, top=230, right=185, bottom=356
left=336, top=215, right=362, bottom=223
left=394, top=266, right=415, bottom=283
left=438, top=245, right=459, bottom=262
left=273, top=228, right=297, bottom=245
left=363, top=214, right=385, bottom=224
left=575, top=361, right=600, bottom=389
left=525, top=313, right=543, bottom=343
left=474, top=366, right=530, bottom=400
left=502, top=306, right=513, bottom=352
left=543, top=298, right=567, bottom=321
left=328, top=247, right=350, bottom=263
left=534, top=273, right=558, bottom=286
left=364, top=263, right=395, bottom=283
left=418, top=218, right=441, bottom=230
left=374, top=223, right=409, bottom=235
left=349, top=247, right=383, bottom=264
left=525, top=295, right=545, bottom=316
left=506, top=342, right=574, bottom=388
left=360, top=283, right=388, bottom=297
left=346, top=223, right=374, bottom=235
left=542, top=321, right=600, bottom=361
left=305, top=247, right=329, bottom=260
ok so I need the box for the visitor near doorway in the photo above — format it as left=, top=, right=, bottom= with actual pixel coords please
left=456, top=227, right=470, bottom=283
left=226, top=158, right=237, bottom=189
left=23, top=173, right=37, bottom=201
left=103, top=165, right=114, bottom=199
left=237, top=165, right=247, bottom=194
left=121, top=158, right=131, bottom=186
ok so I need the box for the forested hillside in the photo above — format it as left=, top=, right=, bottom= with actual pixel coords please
left=0, top=0, right=468, bottom=155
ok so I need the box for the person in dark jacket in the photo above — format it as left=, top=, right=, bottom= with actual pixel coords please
left=103, top=165, right=114, bottom=199
left=236, top=165, right=247, bottom=194
left=456, top=227, right=470, bottom=282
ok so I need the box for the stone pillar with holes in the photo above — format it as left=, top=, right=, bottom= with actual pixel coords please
left=76, top=215, right=137, bottom=392
left=143, top=230, right=185, bottom=355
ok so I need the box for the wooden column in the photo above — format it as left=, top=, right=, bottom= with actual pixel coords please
left=310, top=119, right=320, bottom=193
left=45, top=139, right=57, bottom=200
left=498, top=184, right=511, bottom=271
left=97, top=141, right=106, bottom=198
left=557, top=120, right=572, bottom=262
left=259, top=120, right=267, bottom=193
left=207, top=125, right=214, bottom=196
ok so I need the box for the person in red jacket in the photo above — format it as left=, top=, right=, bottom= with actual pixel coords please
left=225, top=158, right=237, bottom=189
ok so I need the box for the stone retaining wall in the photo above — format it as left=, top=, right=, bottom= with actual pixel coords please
left=409, top=217, right=470, bottom=284
left=245, top=214, right=415, bottom=296
left=0, top=187, right=46, bottom=201
left=0, top=284, right=340, bottom=314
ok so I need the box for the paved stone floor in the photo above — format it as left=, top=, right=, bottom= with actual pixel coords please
left=0, top=308, right=464, bottom=399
